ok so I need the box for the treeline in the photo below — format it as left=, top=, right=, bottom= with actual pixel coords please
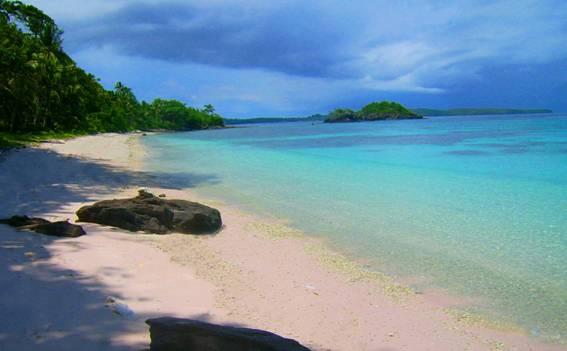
left=0, top=0, right=223, bottom=134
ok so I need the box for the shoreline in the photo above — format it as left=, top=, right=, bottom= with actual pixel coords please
left=0, top=132, right=563, bottom=350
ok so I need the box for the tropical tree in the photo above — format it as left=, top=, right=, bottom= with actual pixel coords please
left=0, top=1, right=224, bottom=134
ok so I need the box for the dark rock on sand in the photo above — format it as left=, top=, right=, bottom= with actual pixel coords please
left=76, top=190, right=222, bottom=234
left=0, top=215, right=49, bottom=227
left=146, top=317, right=311, bottom=351
left=30, top=221, right=86, bottom=237
left=0, top=215, right=86, bottom=237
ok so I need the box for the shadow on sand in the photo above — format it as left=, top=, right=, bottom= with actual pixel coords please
left=0, top=148, right=220, bottom=218
left=0, top=226, right=236, bottom=350
left=0, top=148, right=232, bottom=350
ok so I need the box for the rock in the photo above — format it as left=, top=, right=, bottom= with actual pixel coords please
left=158, top=193, right=166, bottom=198
left=0, top=215, right=50, bottom=227
left=0, top=216, right=86, bottom=238
left=26, top=221, right=86, bottom=238
left=146, top=317, right=311, bottom=351
left=76, top=190, right=222, bottom=235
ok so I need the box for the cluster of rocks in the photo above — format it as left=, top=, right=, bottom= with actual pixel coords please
left=0, top=215, right=85, bottom=237
left=1, top=190, right=222, bottom=237
left=2, top=194, right=311, bottom=349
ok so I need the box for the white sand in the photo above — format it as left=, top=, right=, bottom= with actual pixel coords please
left=0, top=133, right=562, bottom=350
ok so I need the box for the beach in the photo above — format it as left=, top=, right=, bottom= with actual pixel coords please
left=0, top=133, right=563, bottom=351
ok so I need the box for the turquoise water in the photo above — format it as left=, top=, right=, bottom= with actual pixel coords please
left=143, top=114, right=567, bottom=341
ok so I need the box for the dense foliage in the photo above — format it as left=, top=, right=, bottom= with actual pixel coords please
left=326, top=108, right=357, bottom=122
left=325, top=101, right=421, bottom=123
left=0, top=0, right=223, bottom=136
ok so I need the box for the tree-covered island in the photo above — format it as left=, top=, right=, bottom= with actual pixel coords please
left=325, top=101, right=422, bottom=123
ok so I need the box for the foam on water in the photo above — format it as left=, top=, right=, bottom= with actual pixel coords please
left=143, top=114, right=567, bottom=342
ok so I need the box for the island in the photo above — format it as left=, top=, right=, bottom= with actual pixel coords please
left=411, top=108, right=552, bottom=116
left=223, top=115, right=323, bottom=125
left=223, top=107, right=553, bottom=126
left=324, top=101, right=422, bottom=123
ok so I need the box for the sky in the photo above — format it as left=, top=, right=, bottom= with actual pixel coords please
left=25, top=0, right=567, bottom=117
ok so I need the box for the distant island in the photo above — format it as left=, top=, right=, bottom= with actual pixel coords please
left=224, top=106, right=553, bottom=125
left=412, top=108, right=553, bottom=116
left=325, top=101, right=422, bottom=123
left=223, top=115, right=324, bottom=125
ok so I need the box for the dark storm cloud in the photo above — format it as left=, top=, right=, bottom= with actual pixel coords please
left=63, top=2, right=354, bottom=78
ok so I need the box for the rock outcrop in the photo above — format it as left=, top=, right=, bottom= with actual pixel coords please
left=76, top=190, right=222, bottom=234
left=146, top=317, right=311, bottom=351
left=0, top=215, right=86, bottom=237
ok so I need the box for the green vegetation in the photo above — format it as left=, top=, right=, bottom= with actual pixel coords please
left=411, top=108, right=552, bottom=116
left=325, top=101, right=421, bottom=123
left=0, top=130, right=87, bottom=148
left=0, top=0, right=223, bottom=148
left=326, top=109, right=357, bottom=122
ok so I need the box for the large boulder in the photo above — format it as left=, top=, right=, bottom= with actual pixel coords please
left=146, top=317, right=311, bottom=351
left=0, top=215, right=86, bottom=238
left=76, top=190, right=222, bottom=235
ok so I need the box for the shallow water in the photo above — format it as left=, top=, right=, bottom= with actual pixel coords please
left=143, top=114, right=567, bottom=342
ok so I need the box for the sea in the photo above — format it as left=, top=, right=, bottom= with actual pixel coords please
left=142, top=113, right=567, bottom=342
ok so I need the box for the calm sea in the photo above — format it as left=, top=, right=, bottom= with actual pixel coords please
left=143, top=114, right=567, bottom=342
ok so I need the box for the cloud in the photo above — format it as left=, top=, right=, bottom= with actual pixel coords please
left=70, top=45, right=347, bottom=116
left=34, top=0, right=566, bottom=93
left=56, top=1, right=354, bottom=78
left=349, top=0, right=567, bottom=91
left=23, top=0, right=567, bottom=113
left=24, top=0, right=128, bottom=20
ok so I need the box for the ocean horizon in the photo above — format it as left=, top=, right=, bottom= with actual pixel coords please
left=142, top=113, right=567, bottom=343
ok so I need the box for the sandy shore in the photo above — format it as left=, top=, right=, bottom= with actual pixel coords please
left=0, top=133, right=563, bottom=350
